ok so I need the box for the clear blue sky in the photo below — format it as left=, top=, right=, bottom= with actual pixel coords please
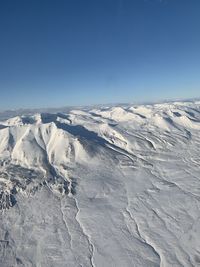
left=0, top=0, right=200, bottom=109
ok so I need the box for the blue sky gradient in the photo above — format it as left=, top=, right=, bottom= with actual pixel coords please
left=0, top=0, right=200, bottom=109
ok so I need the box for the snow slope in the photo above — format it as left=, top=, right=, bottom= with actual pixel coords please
left=0, top=101, right=200, bottom=266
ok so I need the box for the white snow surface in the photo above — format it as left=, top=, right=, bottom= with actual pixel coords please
left=0, top=101, right=200, bottom=266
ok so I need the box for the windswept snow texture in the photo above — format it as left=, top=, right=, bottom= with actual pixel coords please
left=0, top=101, right=200, bottom=267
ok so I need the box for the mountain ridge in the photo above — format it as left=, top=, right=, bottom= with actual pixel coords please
left=0, top=101, right=200, bottom=266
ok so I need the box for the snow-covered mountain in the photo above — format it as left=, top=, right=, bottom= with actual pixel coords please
left=0, top=101, right=200, bottom=266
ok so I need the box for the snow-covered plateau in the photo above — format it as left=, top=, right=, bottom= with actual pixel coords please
left=0, top=101, right=200, bottom=267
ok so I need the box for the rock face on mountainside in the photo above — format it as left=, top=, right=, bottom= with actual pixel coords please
left=0, top=101, right=200, bottom=267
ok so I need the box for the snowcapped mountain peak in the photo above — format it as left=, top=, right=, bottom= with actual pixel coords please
left=1, top=101, right=200, bottom=266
